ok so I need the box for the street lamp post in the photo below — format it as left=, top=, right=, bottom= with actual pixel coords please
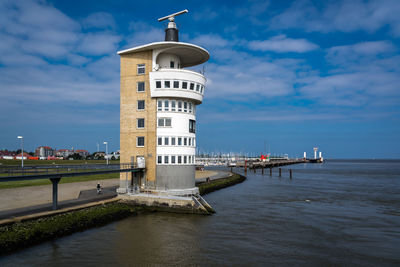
left=103, top=141, right=108, bottom=165
left=17, top=136, right=24, bottom=168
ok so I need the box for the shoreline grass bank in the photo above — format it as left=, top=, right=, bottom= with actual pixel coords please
left=197, top=173, right=246, bottom=195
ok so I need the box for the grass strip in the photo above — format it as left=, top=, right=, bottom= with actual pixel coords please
left=0, top=173, right=119, bottom=189
left=0, top=202, right=138, bottom=255
left=197, top=173, right=246, bottom=195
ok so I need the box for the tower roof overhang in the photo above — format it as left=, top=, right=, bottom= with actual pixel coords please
left=117, top=41, right=209, bottom=67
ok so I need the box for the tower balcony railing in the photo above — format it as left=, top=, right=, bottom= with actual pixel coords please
left=149, top=68, right=206, bottom=103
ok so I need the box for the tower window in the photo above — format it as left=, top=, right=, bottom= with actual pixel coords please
left=184, top=138, right=187, bottom=146
left=158, top=156, right=162, bottom=164
left=158, top=118, right=172, bottom=127
left=190, top=83, right=194, bottom=90
left=137, top=118, right=145, bottom=129
left=137, top=82, right=145, bottom=92
left=189, top=103, right=192, bottom=113
left=184, top=156, right=187, bottom=164
left=183, top=102, right=187, bottom=112
left=178, top=137, right=182, bottom=146
left=171, top=100, right=176, bottom=111
left=178, top=101, right=182, bottom=112
left=137, top=100, right=145, bottom=110
left=158, top=137, right=162, bottom=145
left=173, top=81, right=179, bottom=88
left=182, top=82, right=188, bottom=89
left=137, top=136, right=145, bottom=147
left=170, top=61, right=175, bottom=68
left=196, top=84, right=200, bottom=92
left=178, top=156, right=182, bottom=164
left=164, top=81, right=170, bottom=88
left=171, top=137, right=176, bottom=145
left=158, top=100, right=162, bottom=111
left=137, top=64, right=145, bottom=75
left=189, top=119, right=196, bottom=133
left=164, top=100, right=169, bottom=111
left=164, top=155, right=169, bottom=164
left=171, top=156, right=176, bottom=164
left=164, top=137, right=169, bottom=146
left=156, top=81, right=161, bottom=88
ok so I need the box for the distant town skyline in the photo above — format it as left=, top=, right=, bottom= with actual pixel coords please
left=1, top=0, right=399, bottom=158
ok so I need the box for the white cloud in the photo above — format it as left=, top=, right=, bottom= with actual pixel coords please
left=0, top=0, right=121, bottom=127
left=269, top=0, right=400, bottom=36
left=248, top=35, right=319, bottom=53
left=78, top=32, right=121, bottom=55
left=82, top=12, right=116, bottom=30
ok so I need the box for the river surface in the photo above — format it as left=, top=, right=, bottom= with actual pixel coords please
left=1, top=160, right=400, bottom=266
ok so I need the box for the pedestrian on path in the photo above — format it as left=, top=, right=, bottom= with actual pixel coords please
left=97, top=182, right=102, bottom=194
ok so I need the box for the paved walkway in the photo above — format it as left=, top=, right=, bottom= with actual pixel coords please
left=0, top=179, right=119, bottom=212
left=0, top=170, right=231, bottom=219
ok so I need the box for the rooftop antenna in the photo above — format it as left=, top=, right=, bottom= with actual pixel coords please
left=158, top=9, right=188, bottom=42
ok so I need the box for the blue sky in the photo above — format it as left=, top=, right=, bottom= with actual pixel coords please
left=1, top=0, right=399, bottom=158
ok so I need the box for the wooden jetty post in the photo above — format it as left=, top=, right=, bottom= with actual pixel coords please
left=279, top=168, right=282, bottom=177
left=244, top=160, right=247, bottom=175
left=262, top=165, right=264, bottom=175
left=269, top=167, right=272, bottom=176
left=290, top=169, right=292, bottom=179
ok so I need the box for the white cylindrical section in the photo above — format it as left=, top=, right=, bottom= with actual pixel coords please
left=150, top=69, right=205, bottom=103
left=314, top=150, right=317, bottom=159
left=303, top=152, right=306, bottom=158
left=157, top=53, right=181, bottom=69
left=319, top=152, right=322, bottom=158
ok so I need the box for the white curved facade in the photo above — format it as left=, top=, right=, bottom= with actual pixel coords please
left=150, top=69, right=205, bottom=103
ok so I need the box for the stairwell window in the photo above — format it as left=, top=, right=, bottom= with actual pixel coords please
left=173, top=81, right=179, bottom=88
left=182, top=82, right=188, bottom=89
left=178, top=156, right=182, bottom=164
left=178, top=137, right=182, bottom=146
left=137, top=64, right=145, bottom=75
left=164, top=155, right=169, bottom=164
left=158, top=100, right=162, bottom=111
left=178, top=101, right=182, bottom=112
left=156, top=81, right=161, bottom=88
left=170, top=61, right=175, bottom=68
left=171, top=100, right=176, bottom=111
left=137, top=118, right=145, bottom=129
left=171, top=137, right=176, bottom=145
left=183, top=102, right=187, bottom=112
left=164, top=100, right=169, bottom=111
left=137, top=100, right=145, bottom=110
left=164, top=81, right=170, bottom=88
left=158, top=156, right=162, bottom=164
left=137, top=136, right=145, bottom=147
left=164, top=137, right=169, bottom=146
left=137, top=81, right=145, bottom=92
left=171, top=156, right=176, bottom=164
left=158, top=137, right=162, bottom=146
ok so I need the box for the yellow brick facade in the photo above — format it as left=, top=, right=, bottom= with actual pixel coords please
left=119, top=50, right=156, bottom=188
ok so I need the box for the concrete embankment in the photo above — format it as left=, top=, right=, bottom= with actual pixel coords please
left=0, top=171, right=246, bottom=255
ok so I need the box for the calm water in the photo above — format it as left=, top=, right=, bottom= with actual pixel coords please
left=1, top=160, right=400, bottom=266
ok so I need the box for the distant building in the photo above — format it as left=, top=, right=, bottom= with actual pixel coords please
left=75, top=149, right=89, bottom=158
left=56, top=149, right=73, bottom=158
left=35, top=146, right=54, bottom=158
left=0, top=150, right=16, bottom=160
